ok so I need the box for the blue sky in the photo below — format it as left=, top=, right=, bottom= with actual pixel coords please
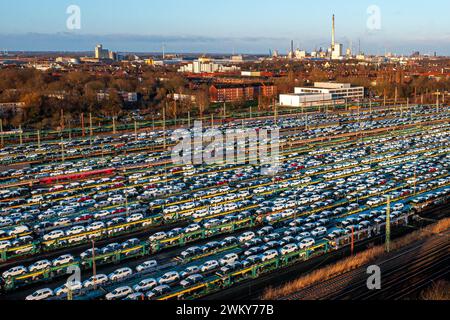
left=1, top=0, right=450, bottom=54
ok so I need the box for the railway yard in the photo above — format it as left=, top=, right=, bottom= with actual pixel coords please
left=0, top=105, right=449, bottom=301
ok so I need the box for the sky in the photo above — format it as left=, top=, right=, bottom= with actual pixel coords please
left=1, top=0, right=450, bottom=55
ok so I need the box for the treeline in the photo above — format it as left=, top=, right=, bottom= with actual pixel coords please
left=0, top=67, right=199, bottom=129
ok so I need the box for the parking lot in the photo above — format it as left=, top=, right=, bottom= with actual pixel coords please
left=0, top=106, right=449, bottom=300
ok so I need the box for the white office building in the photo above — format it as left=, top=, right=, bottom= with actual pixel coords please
left=294, top=82, right=364, bottom=100
left=279, top=93, right=334, bottom=107
left=279, top=82, right=364, bottom=107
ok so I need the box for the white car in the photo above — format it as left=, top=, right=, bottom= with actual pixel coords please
left=219, top=253, right=239, bottom=266
left=86, top=222, right=105, bottom=232
left=68, top=235, right=88, bottom=244
left=105, top=286, right=134, bottom=300
left=261, top=249, right=278, bottom=262
left=52, top=254, right=75, bottom=267
left=108, top=267, right=133, bottom=281
left=83, top=274, right=109, bottom=288
left=299, top=238, right=316, bottom=249
left=43, top=230, right=65, bottom=241
left=54, top=281, right=83, bottom=296
left=280, top=243, right=298, bottom=255
left=2, top=266, right=27, bottom=278
left=136, top=260, right=158, bottom=272
left=163, top=206, right=179, bottom=214
left=157, top=271, right=180, bottom=285
left=185, top=224, right=201, bottom=233
left=238, top=232, right=256, bottom=243
left=200, top=260, right=219, bottom=272
left=94, top=211, right=111, bottom=219
left=53, top=218, right=71, bottom=227
left=66, top=226, right=86, bottom=236
left=193, top=208, right=209, bottom=219
left=311, top=227, right=327, bottom=238
left=8, top=225, right=30, bottom=236
left=133, top=278, right=158, bottom=292
left=0, top=240, right=11, bottom=250
left=28, top=260, right=51, bottom=272
left=223, top=203, right=238, bottom=212
left=126, top=214, right=144, bottom=223
left=146, top=285, right=171, bottom=299
left=148, top=232, right=167, bottom=242
left=180, top=202, right=196, bottom=210
left=26, top=288, right=54, bottom=300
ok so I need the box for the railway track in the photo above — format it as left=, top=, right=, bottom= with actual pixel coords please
left=284, top=229, right=449, bottom=300
left=202, top=204, right=450, bottom=300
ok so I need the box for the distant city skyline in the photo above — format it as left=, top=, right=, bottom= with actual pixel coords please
left=1, top=0, right=450, bottom=55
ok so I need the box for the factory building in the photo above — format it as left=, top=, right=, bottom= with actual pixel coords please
left=330, top=14, right=344, bottom=60
left=94, top=44, right=117, bottom=61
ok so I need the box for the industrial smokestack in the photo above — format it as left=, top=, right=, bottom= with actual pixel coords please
left=291, top=40, right=294, bottom=54
left=332, top=14, right=336, bottom=50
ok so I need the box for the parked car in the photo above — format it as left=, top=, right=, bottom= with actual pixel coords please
left=105, top=286, right=134, bottom=300
left=26, top=288, right=54, bottom=301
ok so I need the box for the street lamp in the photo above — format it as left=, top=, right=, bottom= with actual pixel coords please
left=91, top=239, right=97, bottom=291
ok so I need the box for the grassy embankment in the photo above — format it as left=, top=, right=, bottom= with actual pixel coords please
left=262, top=218, right=450, bottom=300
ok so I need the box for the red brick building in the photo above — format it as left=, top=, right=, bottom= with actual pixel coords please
left=209, top=83, right=277, bottom=102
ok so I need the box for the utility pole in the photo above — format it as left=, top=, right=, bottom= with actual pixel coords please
left=394, top=87, right=398, bottom=111
left=92, top=240, right=97, bottom=291
left=37, top=130, right=40, bottom=148
left=112, top=116, right=116, bottom=134
left=436, top=92, right=440, bottom=113
left=174, top=100, right=177, bottom=126
left=67, top=287, right=73, bottom=301
left=81, top=113, right=85, bottom=137
left=211, top=114, right=214, bottom=129
left=187, top=111, right=191, bottom=128
left=134, top=120, right=138, bottom=142
left=61, top=136, right=65, bottom=162
left=19, top=125, right=22, bottom=145
left=414, top=166, right=417, bottom=195
left=274, top=99, right=278, bottom=125
left=163, top=106, right=166, bottom=150
left=0, top=118, right=3, bottom=147
left=385, top=196, right=391, bottom=253
left=89, top=113, right=93, bottom=145
left=351, top=226, right=355, bottom=256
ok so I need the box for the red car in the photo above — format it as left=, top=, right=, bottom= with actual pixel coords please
left=78, top=196, right=92, bottom=202
left=112, top=207, right=127, bottom=215
left=75, top=214, right=93, bottom=222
